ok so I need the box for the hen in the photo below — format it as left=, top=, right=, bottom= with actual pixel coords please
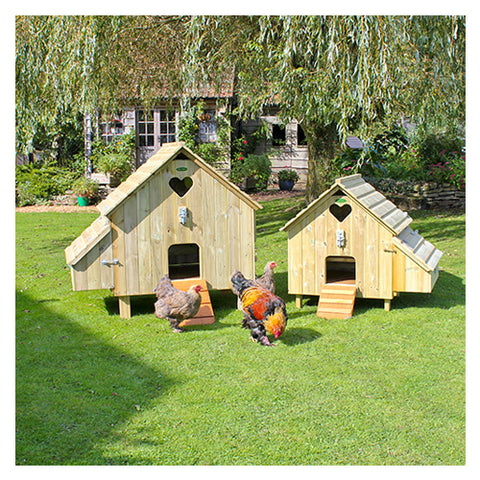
left=255, top=261, right=278, bottom=293
left=231, top=271, right=287, bottom=346
left=153, top=274, right=202, bottom=333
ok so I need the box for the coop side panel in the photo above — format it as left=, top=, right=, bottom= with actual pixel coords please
left=300, top=211, right=317, bottom=294
left=287, top=222, right=303, bottom=295
left=69, top=235, right=114, bottom=291
left=201, top=172, right=218, bottom=287
left=111, top=205, right=127, bottom=296
left=213, top=181, right=229, bottom=286
left=149, top=170, right=167, bottom=288
left=393, top=248, right=433, bottom=293
left=362, top=213, right=381, bottom=298
left=226, top=195, right=241, bottom=281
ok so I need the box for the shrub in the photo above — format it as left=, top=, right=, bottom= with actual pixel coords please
left=15, top=163, right=77, bottom=206
left=230, top=154, right=271, bottom=191
left=96, top=153, right=134, bottom=181
left=90, top=130, right=136, bottom=181
left=71, top=176, right=99, bottom=199
left=193, top=142, right=226, bottom=166
left=277, top=169, right=299, bottom=183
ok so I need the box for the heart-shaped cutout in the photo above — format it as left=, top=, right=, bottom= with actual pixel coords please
left=329, top=203, right=352, bottom=222
left=169, top=177, right=193, bottom=197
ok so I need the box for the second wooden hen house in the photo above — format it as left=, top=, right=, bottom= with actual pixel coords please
left=281, top=174, right=442, bottom=317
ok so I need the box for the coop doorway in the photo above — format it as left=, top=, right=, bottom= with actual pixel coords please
left=326, top=256, right=356, bottom=285
left=168, top=243, right=200, bottom=279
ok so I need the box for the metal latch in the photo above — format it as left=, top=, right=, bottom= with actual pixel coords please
left=179, top=207, right=188, bottom=225
left=101, top=258, right=119, bottom=266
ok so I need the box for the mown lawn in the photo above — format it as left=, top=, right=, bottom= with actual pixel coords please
left=15, top=197, right=465, bottom=465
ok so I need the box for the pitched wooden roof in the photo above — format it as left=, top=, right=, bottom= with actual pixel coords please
left=65, top=215, right=111, bottom=266
left=280, top=174, right=442, bottom=272
left=96, top=142, right=262, bottom=217
left=281, top=174, right=412, bottom=235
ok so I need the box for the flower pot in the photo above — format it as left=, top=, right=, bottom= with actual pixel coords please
left=279, top=180, right=295, bottom=191
left=108, top=174, right=122, bottom=188
left=77, top=196, right=90, bottom=206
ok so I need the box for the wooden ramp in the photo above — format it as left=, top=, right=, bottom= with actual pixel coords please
left=171, top=278, right=215, bottom=327
left=317, top=284, right=357, bottom=319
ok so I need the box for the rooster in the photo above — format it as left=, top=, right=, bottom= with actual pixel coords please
left=231, top=271, right=287, bottom=346
left=255, top=261, right=278, bottom=293
left=153, top=275, right=202, bottom=333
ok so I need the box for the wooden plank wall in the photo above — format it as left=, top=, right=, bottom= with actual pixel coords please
left=392, top=247, right=433, bottom=293
left=287, top=194, right=395, bottom=299
left=110, top=159, right=256, bottom=297
left=70, top=235, right=114, bottom=291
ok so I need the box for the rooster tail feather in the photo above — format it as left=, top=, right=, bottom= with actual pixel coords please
left=231, top=271, right=255, bottom=297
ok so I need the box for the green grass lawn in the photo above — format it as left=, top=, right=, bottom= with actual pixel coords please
left=15, top=198, right=465, bottom=465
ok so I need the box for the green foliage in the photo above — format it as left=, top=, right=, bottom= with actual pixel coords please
left=178, top=102, right=232, bottom=166
left=15, top=203, right=464, bottom=465
left=71, top=176, right=99, bottom=198
left=230, top=154, right=271, bottom=191
left=193, top=143, right=225, bottom=166
left=15, top=164, right=77, bottom=206
left=91, top=130, right=135, bottom=181
left=334, top=126, right=465, bottom=190
left=178, top=106, right=200, bottom=149
left=277, top=169, right=299, bottom=182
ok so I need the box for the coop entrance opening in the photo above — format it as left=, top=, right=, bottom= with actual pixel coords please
left=326, top=256, right=356, bottom=285
left=168, top=243, right=200, bottom=279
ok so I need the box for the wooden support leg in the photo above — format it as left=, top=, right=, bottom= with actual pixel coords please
left=296, top=295, right=303, bottom=309
left=384, top=299, right=391, bottom=312
left=118, top=296, right=131, bottom=319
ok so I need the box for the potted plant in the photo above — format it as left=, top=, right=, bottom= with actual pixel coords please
left=96, top=153, right=134, bottom=187
left=72, top=176, right=99, bottom=206
left=277, top=169, right=299, bottom=191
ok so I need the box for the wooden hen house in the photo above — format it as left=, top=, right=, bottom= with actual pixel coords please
left=65, top=142, right=262, bottom=318
left=280, top=174, right=442, bottom=318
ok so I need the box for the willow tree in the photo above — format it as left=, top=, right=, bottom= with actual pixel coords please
left=184, top=15, right=465, bottom=201
left=15, top=15, right=186, bottom=154
left=16, top=15, right=464, bottom=201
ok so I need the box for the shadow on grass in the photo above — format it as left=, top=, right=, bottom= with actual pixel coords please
left=280, top=327, right=323, bottom=346
left=16, top=290, right=169, bottom=465
left=289, top=269, right=464, bottom=315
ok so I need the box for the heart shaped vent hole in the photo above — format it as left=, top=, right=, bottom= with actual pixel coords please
left=329, top=203, right=352, bottom=222
left=169, top=177, right=193, bottom=197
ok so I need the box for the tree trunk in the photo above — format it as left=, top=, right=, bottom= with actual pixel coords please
left=304, top=123, right=338, bottom=204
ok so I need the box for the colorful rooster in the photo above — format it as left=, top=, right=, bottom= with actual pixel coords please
left=231, top=271, right=288, bottom=346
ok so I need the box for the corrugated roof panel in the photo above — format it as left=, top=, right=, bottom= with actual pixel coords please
left=345, top=182, right=376, bottom=199
left=394, top=226, right=443, bottom=271
left=360, top=191, right=385, bottom=209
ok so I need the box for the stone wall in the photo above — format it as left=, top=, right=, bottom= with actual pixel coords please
left=367, top=178, right=465, bottom=211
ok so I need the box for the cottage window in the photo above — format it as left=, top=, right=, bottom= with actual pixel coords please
left=197, top=111, right=217, bottom=143
left=159, top=110, right=176, bottom=144
left=99, top=117, right=124, bottom=144
left=297, top=124, right=307, bottom=146
left=137, top=110, right=155, bottom=147
left=272, top=124, right=286, bottom=146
